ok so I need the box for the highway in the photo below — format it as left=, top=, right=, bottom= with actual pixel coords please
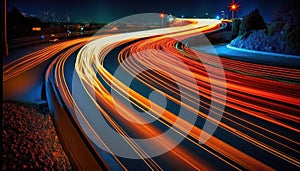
left=3, top=18, right=300, bottom=170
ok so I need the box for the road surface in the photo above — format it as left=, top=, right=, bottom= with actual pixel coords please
left=3, top=18, right=300, bottom=170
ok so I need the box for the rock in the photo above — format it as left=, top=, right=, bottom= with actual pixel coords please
left=230, top=30, right=296, bottom=55
left=2, top=102, right=72, bottom=170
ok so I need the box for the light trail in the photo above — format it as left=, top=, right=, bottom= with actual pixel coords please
left=3, top=36, right=106, bottom=82
left=46, top=42, right=130, bottom=171
left=73, top=19, right=236, bottom=170
left=122, top=39, right=300, bottom=146
left=41, top=18, right=300, bottom=170
left=115, top=28, right=300, bottom=167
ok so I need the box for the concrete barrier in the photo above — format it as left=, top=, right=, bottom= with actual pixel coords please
left=45, top=69, right=110, bottom=171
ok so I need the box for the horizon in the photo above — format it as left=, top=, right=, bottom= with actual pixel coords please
left=7, top=0, right=284, bottom=23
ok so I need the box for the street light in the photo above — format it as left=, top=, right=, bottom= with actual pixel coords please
left=221, top=10, right=224, bottom=19
left=2, top=0, right=8, bottom=56
left=160, top=12, right=165, bottom=27
left=228, top=0, right=240, bottom=20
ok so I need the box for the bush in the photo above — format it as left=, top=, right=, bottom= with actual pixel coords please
left=232, top=19, right=241, bottom=39
left=230, top=1, right=300, bottom=55
left=230, top=30, right=295, bottom=55
left=283, top=24, right=300, bottom=54
left=274, top=0, right=300, bottom=27
left=239, top=9, right=266, bottom=36
left=267, top=21, right=282, bottom=36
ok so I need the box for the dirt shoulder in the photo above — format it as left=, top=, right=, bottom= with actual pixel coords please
left=2, top=102, right=72, bottom=170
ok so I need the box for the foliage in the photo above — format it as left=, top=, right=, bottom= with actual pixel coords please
left=274, top=0, right=300, bottom=27
left=230, top=30, right=296, bottom=55
left=283, top=24, right=300, bottom=54
left=274, top=0, right=300, bottom=54
left=239, top=9, right=266, bottom=36
left=267, top=21, right=282, bottom=36
left=230, top=0, right=300, bottom=55
left=231, top=19, right=241, bottom=39
left=7, top=7, right=43, bottom=37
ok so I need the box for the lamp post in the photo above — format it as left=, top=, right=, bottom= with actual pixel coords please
left=231, top=4, right=236, bottom=19
left=160, top=12, right=165, bottom=27
left=228, top=0, right=240, bottom=20
left=2, top=0, right=8, bottom=56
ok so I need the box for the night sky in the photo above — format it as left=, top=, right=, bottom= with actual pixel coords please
left=7, top=0, right=284, bottom=23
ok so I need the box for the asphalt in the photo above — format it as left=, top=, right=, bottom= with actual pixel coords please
left=3, top=43, right=54, bottom=65
left=3, top=38, right=300, bottom=170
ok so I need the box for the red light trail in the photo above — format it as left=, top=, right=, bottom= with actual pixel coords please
left=4, top=18, right=300, bottom=170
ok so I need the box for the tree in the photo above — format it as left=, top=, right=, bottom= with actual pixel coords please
left=283, top=24, right=300, bottom=55
left=274, top=0, right=300, bottom=28
left=239, top=9, right=266, bottom=36
left=273, top=0, right=300, bottom=54
left=7, top=7, right=26, bottom=33
left=7, top=6, right=43, bottom=37
left=267, top=21, right=281, bottom=36
left=232, top=18, right=241, bottom=39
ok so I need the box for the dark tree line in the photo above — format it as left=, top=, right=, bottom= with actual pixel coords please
left=232, top=8, right=266, bottom=38
left=273, top=0, right=300, bottom=54
left=7, top=7, right=43, bottom=37
left=7, top=7, right=69, bottom=38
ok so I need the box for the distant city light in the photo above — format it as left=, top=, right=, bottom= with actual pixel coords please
left=32, top=27, right=41, bottom=31
left=216, top=15, right=220, bottom=20
left=167, top=15, right=174, bottom=22
left=111, top=26, right=118, bottom=31
left=221, top=10, right=225, bottom=19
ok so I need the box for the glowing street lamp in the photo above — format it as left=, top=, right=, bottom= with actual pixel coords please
left=228, top=0, right=240, bottom=20
left=160, top=13, right=164, bottom=18
left=160, top=12, right=165, bottom=27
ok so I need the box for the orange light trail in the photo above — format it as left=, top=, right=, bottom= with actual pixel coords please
left=39, top=18, right=300, bottom=170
